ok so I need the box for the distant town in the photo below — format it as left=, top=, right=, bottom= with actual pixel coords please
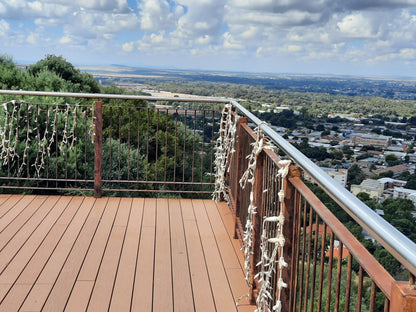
left=81, top=65, right=416, bottom=218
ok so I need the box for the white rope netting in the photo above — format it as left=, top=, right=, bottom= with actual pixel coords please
left=239, top=124, right=267, bottom=285
left=213, top=111, right=290, bottom=311
left=213, top=103, right=239, bottom=202
left=255, top=160, right=291, bottom=312
left=0, top=101, right=87, bottom=177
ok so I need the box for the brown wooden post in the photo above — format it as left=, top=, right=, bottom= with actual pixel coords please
left=249, top=149, right=264, bottom=304
left=94, top=101, right=103, bottom=198
left=281, top=165, right=302, bottom=312
left=233, top=117, right=248, bottom=239
left=390, top=281, right=416, bottom=311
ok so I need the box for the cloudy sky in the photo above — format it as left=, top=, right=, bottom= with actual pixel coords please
left=1, top=0, right=416, bottom=77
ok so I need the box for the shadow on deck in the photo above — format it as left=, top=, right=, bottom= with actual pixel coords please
left=0, top=194, right=255, bottom=312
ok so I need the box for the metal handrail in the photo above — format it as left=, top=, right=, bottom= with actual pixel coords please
left=0, top=89, right=229, bottom=103
left=230, top=99, right=416, bottom=277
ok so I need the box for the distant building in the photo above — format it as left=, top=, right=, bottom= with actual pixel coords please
left=377, top=177, right=407, bottom=190
left=351, top=133, right=391, bottom=148
left=325, top=240, right=350, bottom=259
left=374, top=164, right=412, bottom=178
left=407, top=153, right=416, bottom=163
left=393, top=187, right=416, bottom=207
left=351, top=179, right=384, bottom=199
left=303, top=168, right=347, bottom=187
left=322, top=168, right=348, bottom=187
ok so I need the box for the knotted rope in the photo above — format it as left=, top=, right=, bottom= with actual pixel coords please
left=213, top=103, right=239, bottom=202
left=255, top=160, right=291, bottom=312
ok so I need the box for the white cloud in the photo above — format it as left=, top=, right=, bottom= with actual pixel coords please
left=196, top=35, right=211, bottom=45
left=0, top=19, right=10, bottom=36
left=1, top=0, right=416, bottom=75
left=223, top=32, right=243, bottom=50
left=122, top=41, right=134, bottom=52
left=26, top=31, right=39, bottom=44
left=59, top=35, right=71, bottom=44
left=337, top=13, right=378, bottom=39
left=287, top=45, right=302, bottom=52
left=139, top=0, right=183, bottom=31
left=41, top=0, right=130, bottom=12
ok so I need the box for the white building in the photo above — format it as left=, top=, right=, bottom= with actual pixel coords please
left=351, top=179, right=384, bottom=200
left=322, top=168, right=348, bottom=187
left=393, top=187, right=416, bottom=207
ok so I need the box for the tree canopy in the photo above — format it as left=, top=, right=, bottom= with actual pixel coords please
left=0, top=54, right=100, bottom=93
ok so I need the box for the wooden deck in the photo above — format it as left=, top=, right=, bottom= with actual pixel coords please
left=0, top=194, right=255, bottom=311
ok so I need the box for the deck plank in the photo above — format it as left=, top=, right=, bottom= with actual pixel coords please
left=169, top=198, right=194, bottom=311
left=65, top=197, right=116, bottom=310
left=0, top=196, right=60, bottom=274
left=109, top=197, right=144, bottom=312
left=0, top=194, right=25, bottom=219
left=0, top=195, right=48, bottom=250
left=41, top=197, right=104, bottom=312
left=0, top=195, right=35, bottom=231
left=131, top=197, right=156, bottom=312
left=0, top=194, right=12, bottom=209
left=193, top=199, right=237, bottom=312
left=153, top=198, right=173, bottom=312
left=20, top=197, right=97, bottom=311
left=76, top=197, right=119, bottom=281
left=181, top=199, right=216, bottom=312
left=88, top=198, right=131, bottom=311
left=64, top=281, right=94, bottom=312
left=216, top=201, right=245, bottom=269
left=0, top=196, right=73, bottom=307
left=204, top=200, right=251, bottom=305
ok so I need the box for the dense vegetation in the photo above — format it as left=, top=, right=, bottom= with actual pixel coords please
left=0, top=55, right=212, bottom=196
left=145, top=80, right=416, bottom=120
left=1, top=54, right=100, bottom=93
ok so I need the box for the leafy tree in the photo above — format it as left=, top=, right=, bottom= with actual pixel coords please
left=405, top=176, right=416, bottom=189
left=330, top=149, right=344, bottom=160
left=316, top=124, right=325, bottom=131
left=347, top=164, right=365, bottom=186
left=374, top=249, right=401, bottom=277
left=379, top=170, right=394, bottom=178
left=385, top=154, right=401, bottom=166
left=0, top=54, right=33, bottom=90
left=28, top=55, right=100, bottom=93
left=342, top=145, right=354, bottom=157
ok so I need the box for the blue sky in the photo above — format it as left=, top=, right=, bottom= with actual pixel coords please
left=1, top=0, right=416, bottom=77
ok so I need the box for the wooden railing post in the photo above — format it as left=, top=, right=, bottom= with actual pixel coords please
left=94, top=101, right=103, bottom=198
left=233, top=117, right=248, bottom=239
left=282, top=165, right=302, bottom=312
left=249, top=149, right=265, bottom=304
left=390, top=280, right=416, bottom=311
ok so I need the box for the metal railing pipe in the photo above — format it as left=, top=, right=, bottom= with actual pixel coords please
left=0, top=89, right=229, bottom=103
left=230, top=100, right=416, bottom=277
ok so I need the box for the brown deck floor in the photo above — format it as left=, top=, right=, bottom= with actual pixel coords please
left=0, top=194, right=255, bottom=312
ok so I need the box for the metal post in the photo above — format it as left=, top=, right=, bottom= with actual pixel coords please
left=94, top=101, right=103, bottom=198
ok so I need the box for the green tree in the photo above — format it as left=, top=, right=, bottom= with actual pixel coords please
left=347, top=164, right=366, bottom=187
left=385, top=154, right=401, bottom=166
left=28, top=55, right=100, bottom=93
left=0, top=54, right=33, bottom=90
left=405, top=175, right=416, bottom=189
